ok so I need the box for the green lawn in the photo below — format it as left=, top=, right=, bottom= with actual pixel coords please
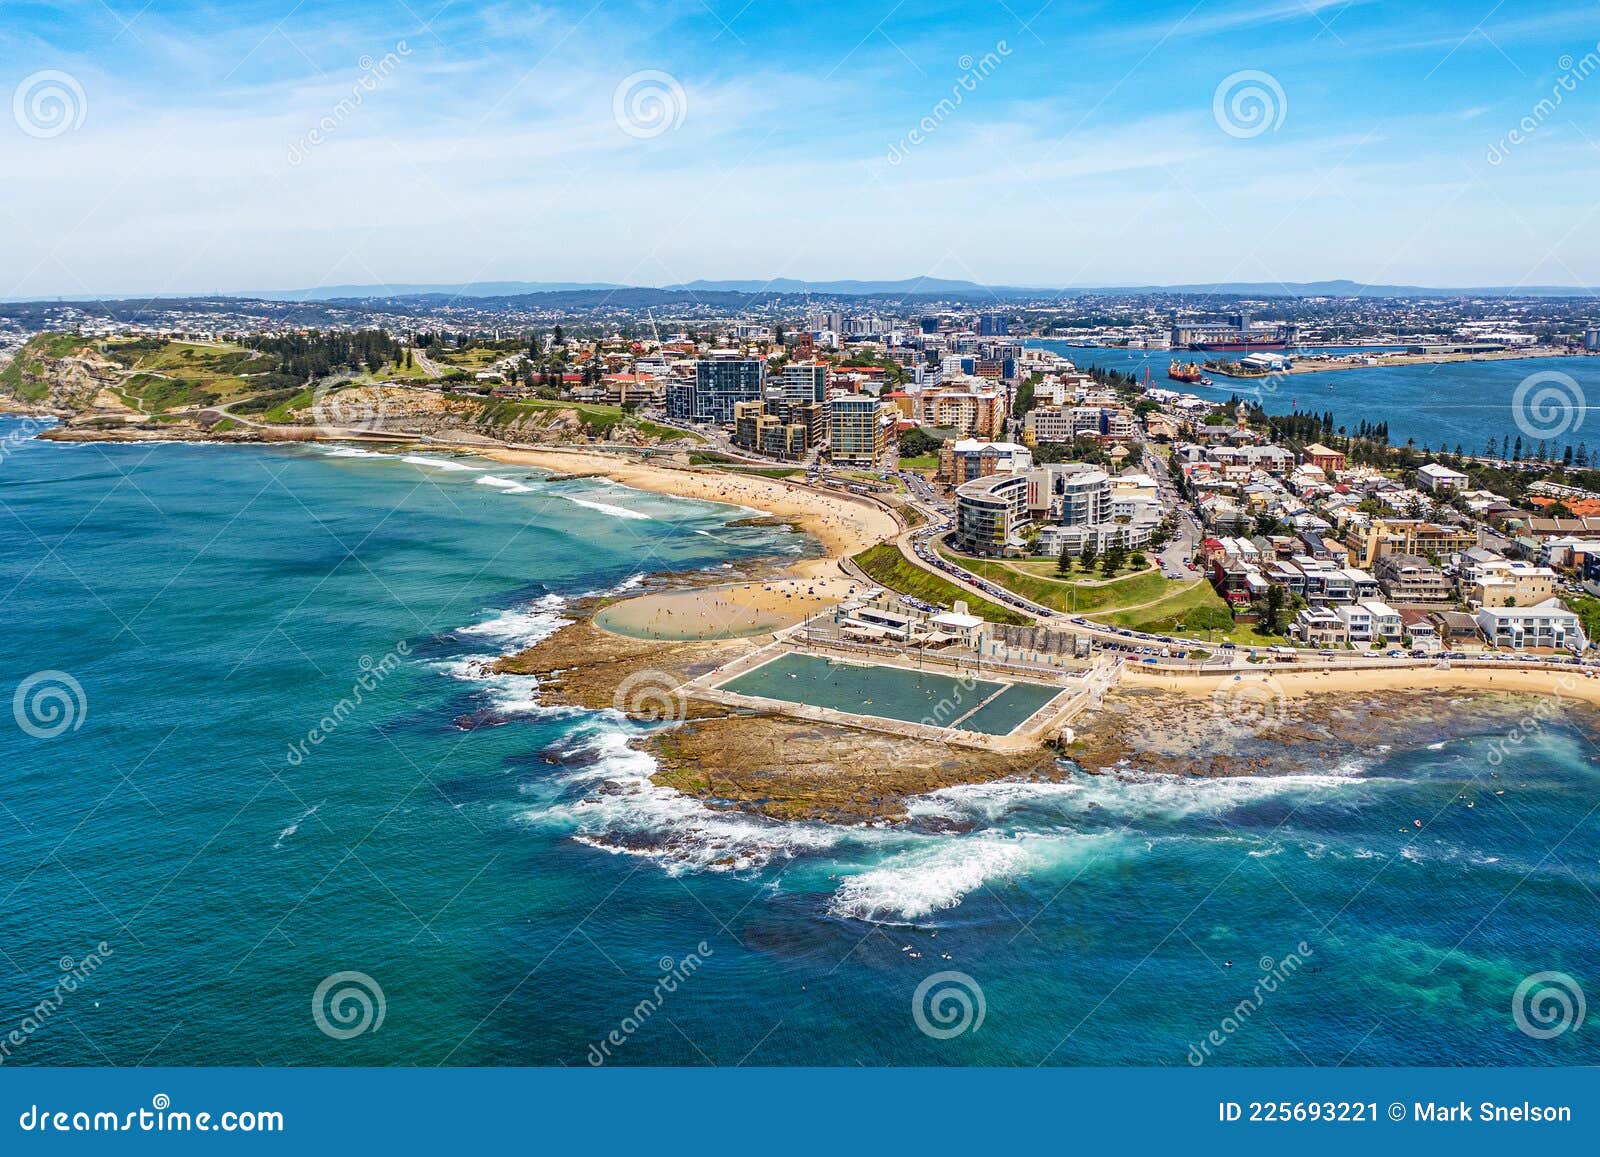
left=898, top=454, right=938, bottom=472
left=851, top=544, right=1029, bottom=625
left=938, top=547, right=1172, bottom=613
left=475, top=398, right=698, bottom=442
left=935, top=543, right=1238, bottom=633
left=1100, top=581, right=1236, bottom=635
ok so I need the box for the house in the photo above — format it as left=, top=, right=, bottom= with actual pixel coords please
left=1373, top=553, right=1454, bottom=604
left=1475, top=599, right=1587, bottom=651
left=1295, top=606, right=1349, bottom=646
left=1336, top=602, right=1376, bottom=642
left=1360, top=599, right=1404, bottom=642
left=1469, top=559, right=1558, bottom=608
left=1417, top=462, right=1469, bottom=492
left=1400, top=608, right=1441, bottom=653
left=1431, top=610, right=1483, bottom=647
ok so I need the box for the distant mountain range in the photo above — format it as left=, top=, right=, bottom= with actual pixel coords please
left=248, top=281, right=630, bottom=301
left=250, top=276, right=1600, bottom=302
left=8, top=276, right=1598, bottom=305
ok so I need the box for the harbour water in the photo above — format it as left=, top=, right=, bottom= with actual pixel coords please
left=0, top=416, right=1596, bottom=1066
left=1033, top=340, right=1600, bottom=454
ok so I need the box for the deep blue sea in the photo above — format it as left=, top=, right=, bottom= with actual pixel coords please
left=1033, top=340, right=1600, bottom=456
left=1, top=415, right=1596, bottom=1066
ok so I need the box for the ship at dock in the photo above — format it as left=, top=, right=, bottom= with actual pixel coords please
left=1171, top=311, right=1297, bottom=352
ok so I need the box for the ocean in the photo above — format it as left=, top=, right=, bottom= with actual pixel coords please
left=1032, top=340, right=1600, bottom=455
left=0, top=415, right=1595, bottom=1066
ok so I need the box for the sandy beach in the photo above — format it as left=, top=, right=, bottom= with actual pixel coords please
left=1120, top=661, right=1600, bottom=706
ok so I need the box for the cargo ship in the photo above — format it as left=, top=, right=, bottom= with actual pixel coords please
left=1167, top=359, right=1204, bottom=383
left=1192, top=337, right=1290, bottom=352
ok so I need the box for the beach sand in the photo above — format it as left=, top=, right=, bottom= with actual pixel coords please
left=1120, top=662, right=1600, bottom=706
left=472, top=447, right=899, bottom=575
left=593, top=576, right=864, bottom=639
left=473, top=447, right=902, bottom=640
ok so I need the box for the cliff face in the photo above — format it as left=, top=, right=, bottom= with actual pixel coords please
left=5, top=333, right=693, bottom=449
left=0, top=335, right=124, bottom=414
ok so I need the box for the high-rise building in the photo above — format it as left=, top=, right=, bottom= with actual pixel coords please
left=692, top=357, right=765, bottom=424
left=828, top=395, right=891, bottom=467
left=978, top=312, right=1009, bottom=337
left=665, top=379, right=697, bottom=422
left=780, top=362, right=829, bottom=406
left=1060, top=470, right=1112, bottom=526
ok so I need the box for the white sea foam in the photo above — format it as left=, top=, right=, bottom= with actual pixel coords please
left=403, top=454, right=481, bottom=473
left=475, top=475, right=537, bottom=494
left=453, top=593, right=570, bottom=649
left=320, top=445, right=393, bottom=459
left=528, top=724, right=847, bottom=874
left=827, top=837, right=1043, bottom=923
left=558, top=494, right=652, bottom=520
left=906, top=780, right=1087, bottom=824
left=273, top=803, right=321, bottom=850
left=433, top=594, right=572, bottom=715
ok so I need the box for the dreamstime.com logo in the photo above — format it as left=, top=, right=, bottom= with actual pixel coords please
left=12, top=670, right=87, bottom=739
left=1511, top=369, right=1585, bottom=441
left=285, top=642, right=411, bottom=765
left=1512, top=970, right=1586, bottom=1040
left=0, top=943, right=113, bottom=1065
left=886, top=41, right=1012, bottom=165
left=1210, top=675, right=1288, bottom=732
left=12, top=70, right=87, bottom=138
left=310, top=381, right=388, bottom=433
left=612, top=669, right=687, bottom=722
left=912, top=970, right=986, bottom=1040
left=287, top=43, right=411, bottom=165
left=1187, top=943, right=1314, bottom=1065
left=612, top=70, right=687, bottom=139
left=1487, top=43, right=1600, bottom=165
left=587, top=943, right=713, bottom=1065
left=1212, top=70, right=1287, bottom=139
left=311, top=971, right=385, bottom=1040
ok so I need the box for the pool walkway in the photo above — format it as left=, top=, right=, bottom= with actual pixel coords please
left=683, top=636, right=1123, bottom=752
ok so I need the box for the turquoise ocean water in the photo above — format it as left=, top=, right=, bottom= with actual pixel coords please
left=0, top=415, right=1596, bottom=1066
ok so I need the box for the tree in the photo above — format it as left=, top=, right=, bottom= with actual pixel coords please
left=1057, top=544, right=1073, bottom=575
left=1079, top=540, right=1098, bottom=573
left=1101, top=541, right=1126, bottom=577
left=899, top=428, right=943, bottom=458
left=1263, top=584, right=1286, bottom=634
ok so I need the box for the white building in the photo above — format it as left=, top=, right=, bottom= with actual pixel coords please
left=1417, top=462, right=1469, bottom=492
left=1475, top=599, right=1587, bottom=651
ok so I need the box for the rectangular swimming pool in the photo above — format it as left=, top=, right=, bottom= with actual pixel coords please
left=717, top=652, right=1064, bottom=736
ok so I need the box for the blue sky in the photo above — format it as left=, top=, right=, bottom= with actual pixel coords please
left=4, top=0, right=1600, bottom=296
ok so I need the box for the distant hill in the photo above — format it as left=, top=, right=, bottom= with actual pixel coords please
left=8, top=276, right=1600, bottom=307
left=249, top=281, right=629, bottom=301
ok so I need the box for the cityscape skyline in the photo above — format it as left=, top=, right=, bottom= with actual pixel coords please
left=7, top=1, right=1600, bottom=298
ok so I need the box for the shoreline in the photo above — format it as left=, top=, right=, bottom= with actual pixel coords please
left=1118, top=661, right=1600, bottom=706
left=469, top=445, right=902, bottom=581
left=1283, top=347, right=1571, bottom=375
left=18, top=413, right=1600, bottom=822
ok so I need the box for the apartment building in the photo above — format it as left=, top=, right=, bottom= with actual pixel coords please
left=828, top=395, right=893, bottom=468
